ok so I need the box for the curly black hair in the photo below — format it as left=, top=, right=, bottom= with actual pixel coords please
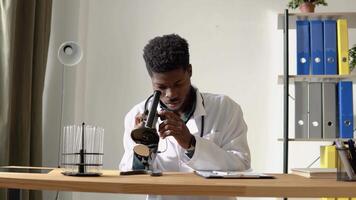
left=143, top=34, right=190, bottom=76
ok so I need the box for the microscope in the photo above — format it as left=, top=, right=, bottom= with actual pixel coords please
left=130, top=90, right=162, bottom=176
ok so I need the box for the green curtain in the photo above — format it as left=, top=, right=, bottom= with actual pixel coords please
left=0, top=0, right=52, bottom=199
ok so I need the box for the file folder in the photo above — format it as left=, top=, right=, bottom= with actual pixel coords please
left=337, top=19, right=350, bottom=75
left=322, top=83, right=338, bottom=138
left=310, top=20, right=324, bottom=75
left=296, top=20, right=310, bottom=75
left=309, top=82, right=322, bottom=138
left=323, top=20, right=338, bottom=75
left=338, top=81, right=354, bottom=138
left=292, top=168, right=336, bottom=179
left=295, top=82, right=309, bottom=138
left=194, top=171, right=274, bottom=179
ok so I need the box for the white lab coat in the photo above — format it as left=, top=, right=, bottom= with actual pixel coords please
left=119, top=88, right=251, bottom=200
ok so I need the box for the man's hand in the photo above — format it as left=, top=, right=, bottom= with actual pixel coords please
left=158, top=110, right=193, bottom=149
left=134, top=113, right=145, bottom=129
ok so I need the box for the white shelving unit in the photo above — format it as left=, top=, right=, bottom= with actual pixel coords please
left=277, top=12, right=356, bottom=30
left=277, top=74, right=356, bottom=84
left=277, top=10, right=356, bottom=174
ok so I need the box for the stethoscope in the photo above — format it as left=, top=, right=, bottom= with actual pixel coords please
left=144, top=93, right=205, bottom=138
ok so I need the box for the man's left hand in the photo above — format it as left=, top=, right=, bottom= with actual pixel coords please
left=158, top=110, right=193, bottom=149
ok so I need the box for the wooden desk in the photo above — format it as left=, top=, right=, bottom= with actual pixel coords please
left=1, top=167, right=356, bottom=197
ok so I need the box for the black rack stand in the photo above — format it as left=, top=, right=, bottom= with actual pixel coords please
left=62, top=122, right=103, bottom=176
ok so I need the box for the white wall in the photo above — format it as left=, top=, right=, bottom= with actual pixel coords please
left=43, top=0, right=356, bottom=200
left=43, top=0, right=88, bottom=199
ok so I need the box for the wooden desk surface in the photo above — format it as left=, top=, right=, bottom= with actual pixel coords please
left=1, top=167, right=356, bottom=197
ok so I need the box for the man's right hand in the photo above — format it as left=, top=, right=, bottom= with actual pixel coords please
left=134, top=113, right=145, bottom=129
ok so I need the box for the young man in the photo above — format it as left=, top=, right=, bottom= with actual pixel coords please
left=120, top=34, right=250, bottom=200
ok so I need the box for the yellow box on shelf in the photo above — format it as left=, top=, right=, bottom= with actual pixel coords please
left=321, top=145, right=338, bottom=200
left=320, top=145, right=338, bottom=168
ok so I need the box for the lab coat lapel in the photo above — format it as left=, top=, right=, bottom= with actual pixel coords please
left=186, top=87, right=206, bottom=135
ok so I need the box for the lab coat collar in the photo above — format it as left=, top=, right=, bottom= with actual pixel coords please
left=192, top=86, right=206, bottom=118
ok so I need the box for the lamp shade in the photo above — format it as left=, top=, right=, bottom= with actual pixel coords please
left=57, top=41, right=82, bottom=66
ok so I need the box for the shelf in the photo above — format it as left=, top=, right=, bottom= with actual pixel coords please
left=277, top=138, right=349, bottom=142
left=279, top=10, right=356, bottom=174
left=277, top=74, right=356, bottom=84
left=277, top=12, right=356, bottom=30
